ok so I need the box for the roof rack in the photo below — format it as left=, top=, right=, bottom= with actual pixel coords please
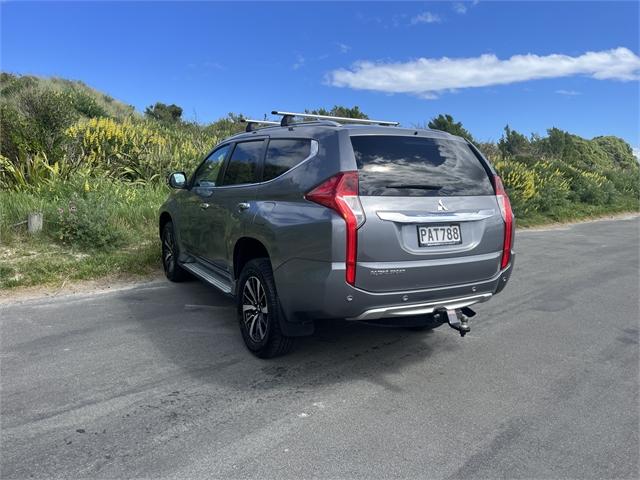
left=271, top=110, right=399, bottom=127
left=240, top=118, right=280, bottom=132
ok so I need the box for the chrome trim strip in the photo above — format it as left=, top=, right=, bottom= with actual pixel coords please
left=181, top=263, right=232, bottom=294
left=347, top=293, right=492, bottom=321
left=210, top=139, right=319, bottom=190
left=377, top=210, right=495, bottom=223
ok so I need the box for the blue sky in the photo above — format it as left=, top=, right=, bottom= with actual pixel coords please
left=2, top=1, right=639, bottom=150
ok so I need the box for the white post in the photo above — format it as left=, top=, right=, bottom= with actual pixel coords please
left=28, top=212, right=43, bottom=234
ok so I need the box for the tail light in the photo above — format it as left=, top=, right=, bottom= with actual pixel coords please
left=305, top=171, right=365, bottom=285
left=493, top=175, right=513, bottom=269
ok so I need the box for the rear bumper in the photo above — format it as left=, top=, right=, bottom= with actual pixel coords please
left=273, top=253, right=515, bottom=325
left=347, top=293, right=492, bottom=321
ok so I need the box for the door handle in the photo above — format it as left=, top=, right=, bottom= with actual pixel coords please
left=237, top=202, right=250, bottom=211
left=199, top=202, right=210, bottom=210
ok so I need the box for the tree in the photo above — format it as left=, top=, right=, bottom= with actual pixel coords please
left=306, top=105, right=369, bottom=120
left=144, top=102, right=183, bottom=123
left=427, top=114, right=474, bottom=142
left=498, top=125, right=531, bottom=157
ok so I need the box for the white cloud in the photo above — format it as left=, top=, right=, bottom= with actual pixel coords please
left=410, top=11, right=442, bottom=25
left=555, top=89, right=581, bottom=96
left=188, top=61, right=225, bottom=70
left=328, top=47, right=640, bottom=98
left=633, top=147, right=640, bottom=162
left=203, top=61, right=225, bottom=70
left=337, top=43, right=351, bottom=54
left=292, top=54, right=305, bottom=70
left=454, top=1, right=481, bottom=15
left=453, top=3, right=467, bottom=14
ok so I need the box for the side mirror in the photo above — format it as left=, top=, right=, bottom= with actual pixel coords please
left=168, top=172, right=187, bottom=189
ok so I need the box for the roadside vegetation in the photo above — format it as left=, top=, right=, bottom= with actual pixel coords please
left=1, top=72, right=638, bottom=289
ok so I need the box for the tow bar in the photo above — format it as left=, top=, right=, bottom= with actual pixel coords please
left=443, top=307, right=476, bottom=337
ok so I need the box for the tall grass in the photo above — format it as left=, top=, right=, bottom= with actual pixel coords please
left=0, top=179, right=167, bottom=288
left=0, top=179, right=167, bottom=243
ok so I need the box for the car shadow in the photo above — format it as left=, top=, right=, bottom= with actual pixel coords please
left=121, top=279, right=463, bottom=394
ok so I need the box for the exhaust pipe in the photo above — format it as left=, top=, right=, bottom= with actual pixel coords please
left=443, top=307, right=474, bottom=337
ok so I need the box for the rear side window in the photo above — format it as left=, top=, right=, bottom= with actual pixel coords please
left=263, top=139, right=312, bottom=181
left=351, top=136, right=494, bottom=197
left=221, top=140, right=264, bottom=186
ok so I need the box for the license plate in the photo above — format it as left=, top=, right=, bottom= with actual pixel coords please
left=417, top=224, right=462, bottom=247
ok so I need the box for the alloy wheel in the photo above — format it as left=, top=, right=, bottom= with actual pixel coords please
left=242, top=276, right=269, bottom=343
left=162, top=228, right=176, bottom=273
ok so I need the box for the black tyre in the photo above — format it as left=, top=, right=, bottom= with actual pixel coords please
left=161, top=221, right=189, bottom=282
left=237, top=258, right=294, bottom=358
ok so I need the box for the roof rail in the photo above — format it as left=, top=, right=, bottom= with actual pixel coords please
left=240, top=118, right=280, bottom=132
left=271, top=110, right=399, bottom=127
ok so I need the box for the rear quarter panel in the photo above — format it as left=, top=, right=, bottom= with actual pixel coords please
left=248, top=128, right=351, bottom=270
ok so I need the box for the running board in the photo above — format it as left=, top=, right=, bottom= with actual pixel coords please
left=181, top=262, right=233, bottom=294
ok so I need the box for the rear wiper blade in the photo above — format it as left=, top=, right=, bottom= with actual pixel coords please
left=385, top=184, right=442, bottom=190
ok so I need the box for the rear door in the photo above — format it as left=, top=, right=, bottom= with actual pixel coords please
left=351, top=135, right=503, bottom=292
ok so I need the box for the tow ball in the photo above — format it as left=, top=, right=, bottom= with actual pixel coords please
left=443, top=307, right=476, bottom=337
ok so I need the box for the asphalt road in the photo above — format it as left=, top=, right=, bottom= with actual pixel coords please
left=1, top=216, right=638, bottom=479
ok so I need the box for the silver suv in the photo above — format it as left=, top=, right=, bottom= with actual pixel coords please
left=159, top=111, right=515, bottom=357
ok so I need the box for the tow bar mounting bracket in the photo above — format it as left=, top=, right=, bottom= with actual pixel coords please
left=445, top=307, right=474, bottom=337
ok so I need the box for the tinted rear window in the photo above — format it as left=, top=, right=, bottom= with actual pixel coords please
left=263, top=139, right=311, bottom=181
left=351, top=136, right=494, bottom=197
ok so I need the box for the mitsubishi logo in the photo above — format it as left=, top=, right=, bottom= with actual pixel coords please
left=437, top=199, right=448, bottom=211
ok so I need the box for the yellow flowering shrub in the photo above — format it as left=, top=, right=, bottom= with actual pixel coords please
left=65, top=117, right=219, bottom=183
left=65, top=117, right=166, bottom=165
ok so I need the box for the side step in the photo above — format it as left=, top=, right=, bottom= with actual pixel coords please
left=181, top=262, right=233, bottom=295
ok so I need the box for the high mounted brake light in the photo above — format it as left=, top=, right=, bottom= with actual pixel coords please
left=305, top=171, right=365, bottom=286
left=493, top=175, right=514, bottom=269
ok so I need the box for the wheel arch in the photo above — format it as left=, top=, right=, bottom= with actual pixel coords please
left=159, top=211, right=173, bottom=238
left=233, top=236, right=313, bottom=338
left=233, top=237, right=270, bottom=281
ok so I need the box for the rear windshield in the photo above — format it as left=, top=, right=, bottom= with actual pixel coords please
left=351, top=135, right=494, bottom=197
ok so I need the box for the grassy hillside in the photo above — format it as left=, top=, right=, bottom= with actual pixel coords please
left=0, top=72, right=638, bottom=289
left=1, top=73, right=135, bottom=120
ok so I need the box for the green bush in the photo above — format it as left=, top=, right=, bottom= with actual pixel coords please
left=0, top=103, right=31, bottom=162
left=577, top=170, right=616, bottom=205
left=530, top=160, right=570, bottom=212
left=593, top=136, right=638, bottom=170
left=66, top=87, right=108, bottom=118
left=1, top=88, right=79, bottom=163
left=49, top=193, right=125, bottom=250
left=606, top=169, right=640, bottom=200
